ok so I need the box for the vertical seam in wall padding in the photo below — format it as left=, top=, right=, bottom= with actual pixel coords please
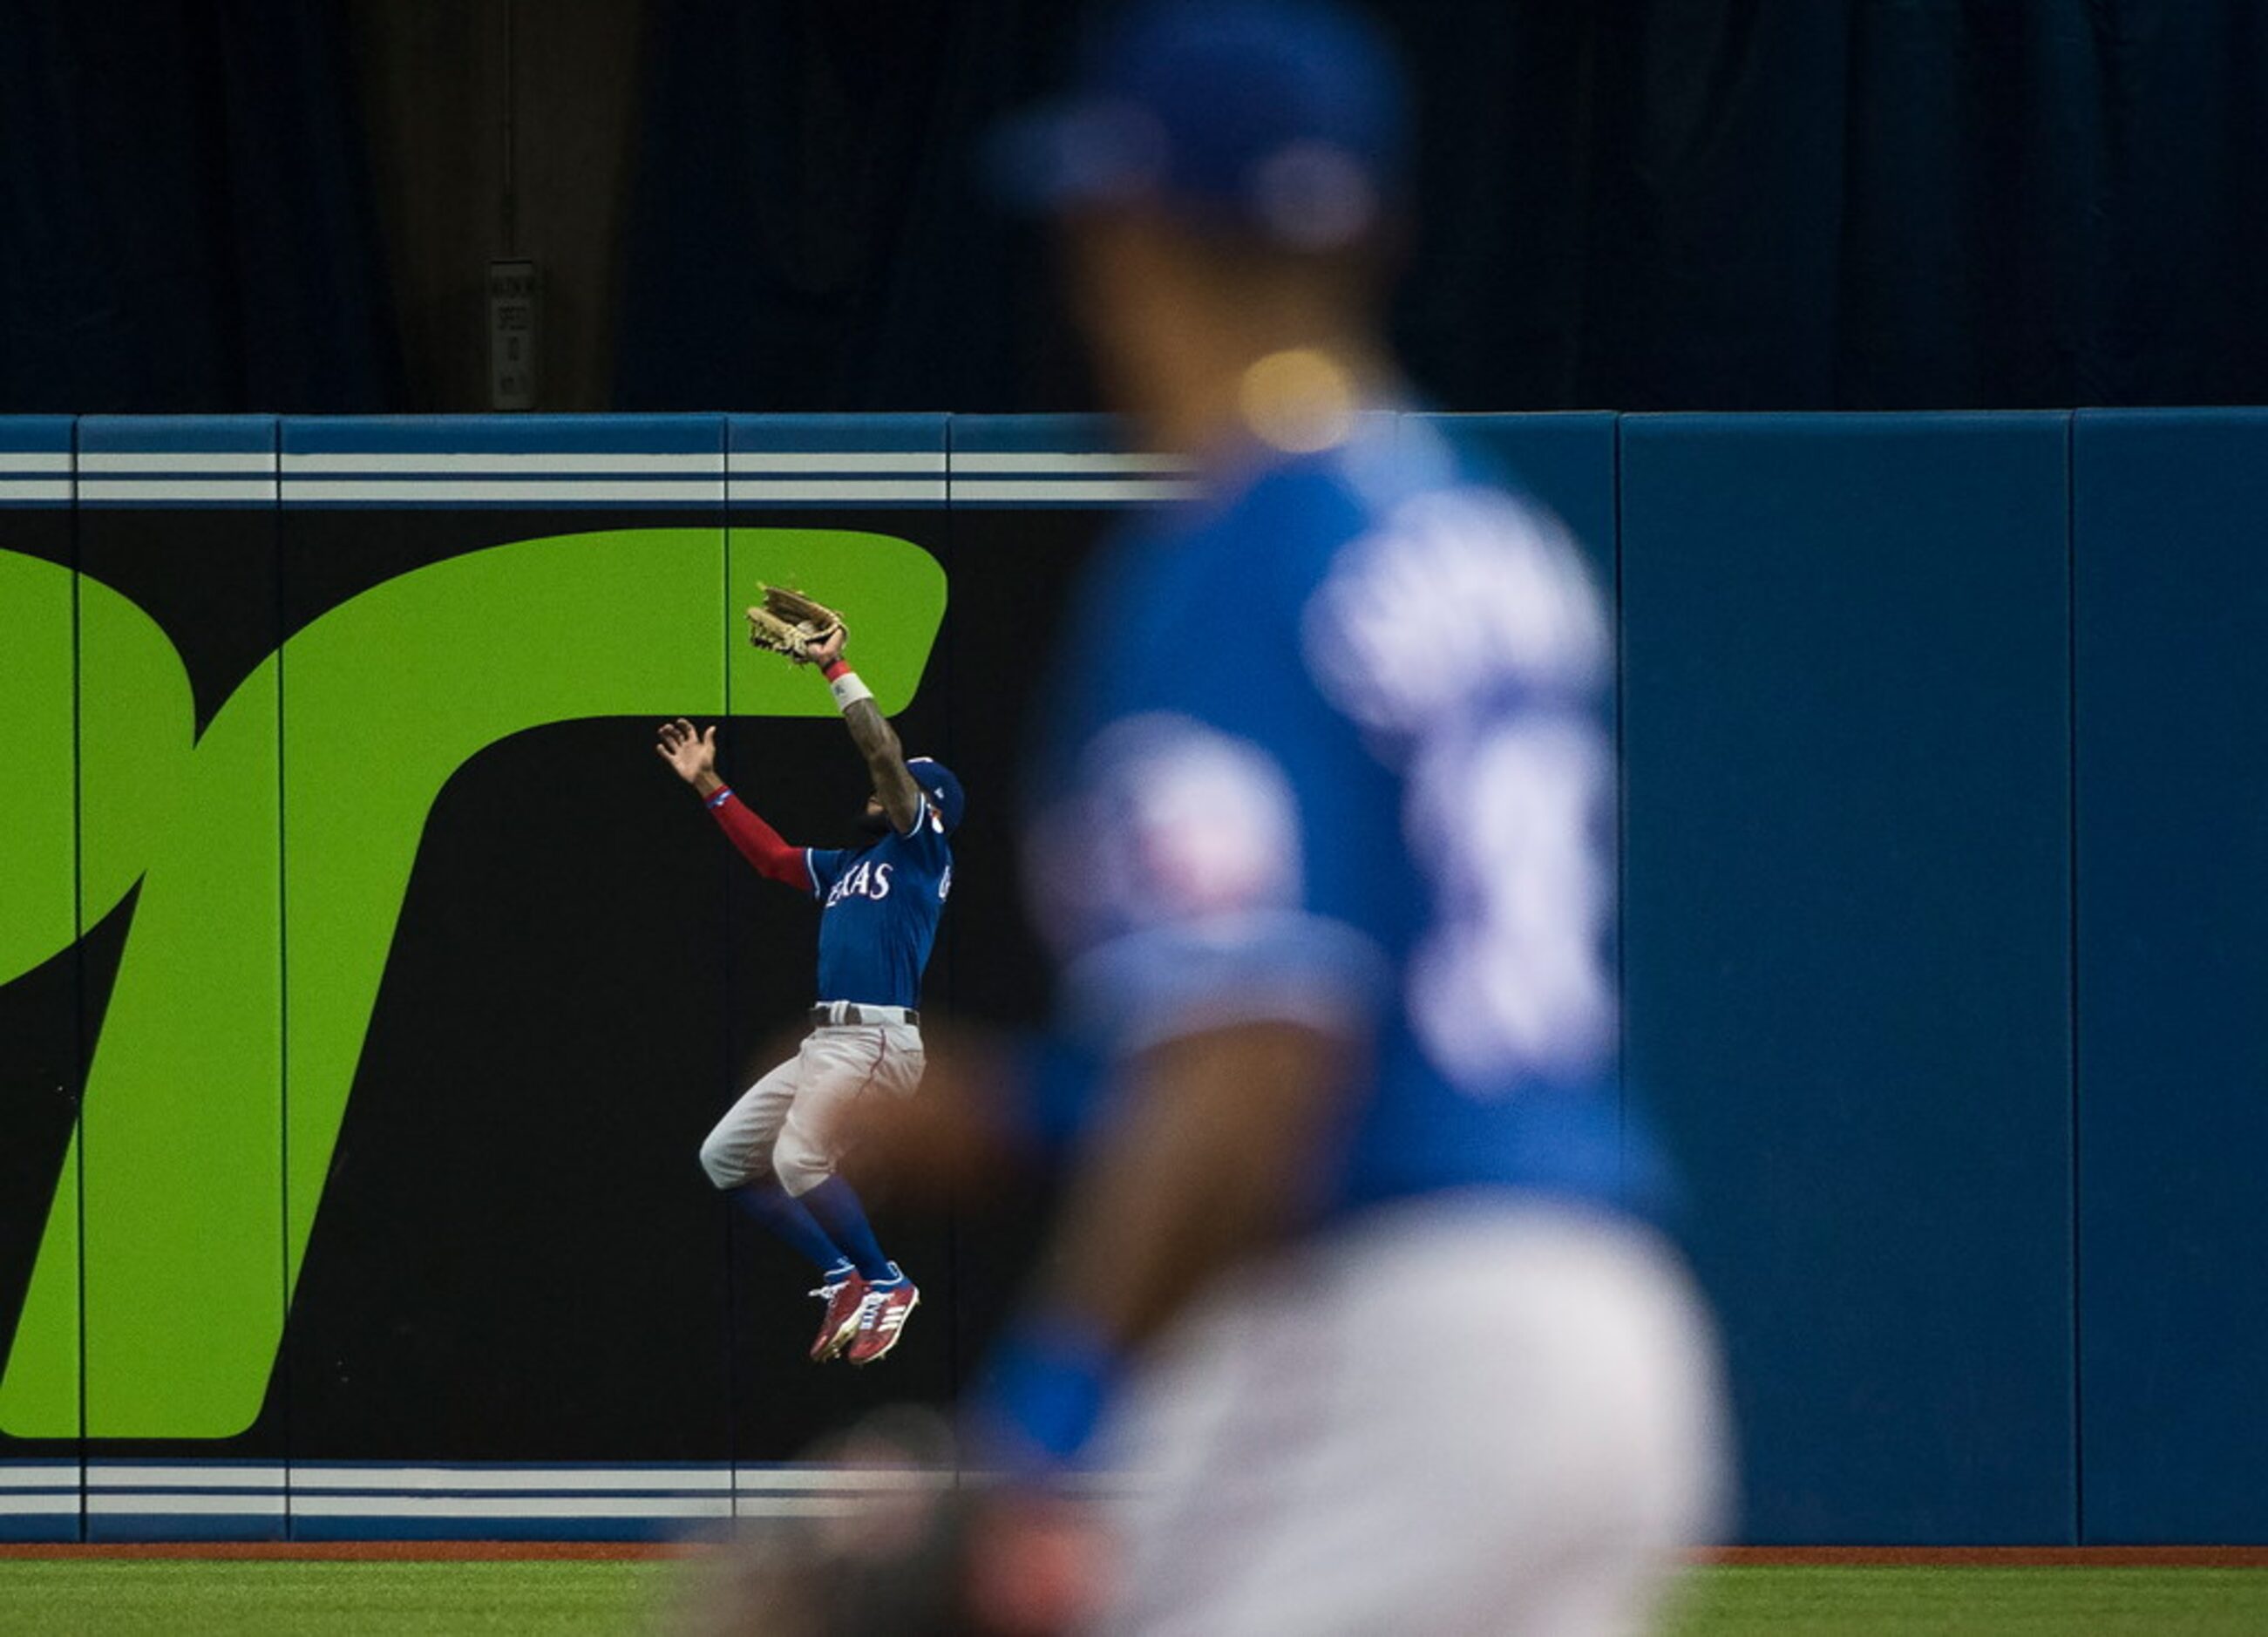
left=719, top=415, right=742, bottom=1515
left=70, top=415, right=88, bottom=1540
left=2066, top=411, right=2084, bottom=1545
left=1613, top=416, right=1628, bottom=1172
left=273, top=424, right=293, bottom=1539
left=941, top=412, right=961, bottom=1419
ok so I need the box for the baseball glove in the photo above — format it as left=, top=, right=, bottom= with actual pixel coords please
left=745, top=584, right=845, bottom=662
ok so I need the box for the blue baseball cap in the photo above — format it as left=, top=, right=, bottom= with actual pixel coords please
left=993, top=0, right=1408, bottom=250
left=906, top=757, right=965, bottom=833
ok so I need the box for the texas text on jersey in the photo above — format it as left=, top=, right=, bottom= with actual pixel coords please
left=806, top=793, right=953, bottom=1010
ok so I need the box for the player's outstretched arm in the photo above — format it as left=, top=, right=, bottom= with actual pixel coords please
left=968, top=1018, right=1353, bottom=1491
left=805, top=627, right=925, bottom=833
left=655, top=717, right=809, bottom=889
left=1035, top=1022, right=1348, bottom=1348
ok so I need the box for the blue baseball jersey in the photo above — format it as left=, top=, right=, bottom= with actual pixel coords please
left=1029, top=418, right=1658, bottom=1221
left=805, top=796, right=953, bottom=1009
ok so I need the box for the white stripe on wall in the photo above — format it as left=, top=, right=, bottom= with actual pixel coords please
left=730, top=1497, right=879, bottom=1519
left=289, top=1495, right=732, bottom=1519
left=13, top=452, right=1200, bottom=503
left=86, top=1494, right=284, bottom=1516
left=0, top=452, right=71, bottom=472
left=61, top=1494, right=913, bottom=1522
left=80, top=479, right=276, bottom=503
left=278, top=480, right=722, bottom=504
left=952, top=452, right=1190, bottom=474
left=951, top=479, right=1199, bottom=503
left=725, top=479, right=945, bottom=502
left=283, top=452, right=721, bottom=475
left=88, top=1465, right=285, bottom=1489
left=0, top=1466, right=79, bottom=1488
left=13, top=1464, right=972, bottom=1525
left=728, top=452, right=947, bottom=473
left=282, top=453, right=944, bottom=477
left=291, top=1467, right=732, bottom=1493
left=69, top=1464, right=944, bottom=1495
left=733, top=1469, right=947, bottom=1492
left=79, top=452, right=276, bottom=473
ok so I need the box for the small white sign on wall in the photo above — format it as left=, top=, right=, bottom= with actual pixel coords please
left=488, top=260, right=539, bottom=411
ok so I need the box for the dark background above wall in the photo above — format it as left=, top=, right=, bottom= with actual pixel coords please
left=3, top=0, right=2265, bottom=417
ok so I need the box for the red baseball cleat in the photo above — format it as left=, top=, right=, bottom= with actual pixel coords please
left=809, top=1272, right=869, bottom=1363
left=846, top=1279, right=920, bottom=1366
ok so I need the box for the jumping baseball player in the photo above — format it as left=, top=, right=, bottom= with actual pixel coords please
left=948, top=3, right=1729, bottom=1629
left=656, top=612, right=961, bottom=1368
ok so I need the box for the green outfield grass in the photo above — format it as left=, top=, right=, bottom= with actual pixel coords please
left=1670, top=1566, right=2268, bottom=1635
left=0, top=1561, right=676, bottom=1636
left=1, top=1560, right=2265, bottom=1634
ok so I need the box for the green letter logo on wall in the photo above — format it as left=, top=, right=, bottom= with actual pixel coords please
left=0, top=527, right=946, bottom=1438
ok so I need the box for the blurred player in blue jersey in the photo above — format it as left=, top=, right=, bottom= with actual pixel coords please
left=656, top=619, right=961, bottom=1368
left=950, top=2, right=1730, bottom=1629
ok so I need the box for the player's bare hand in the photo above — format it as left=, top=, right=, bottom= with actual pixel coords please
left=655, top=718, right=718, bottom=786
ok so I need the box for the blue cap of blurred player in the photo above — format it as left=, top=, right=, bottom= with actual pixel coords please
left=992, top=0, right=1408, bottom=251
left=906, top=757, right=965, bottom=833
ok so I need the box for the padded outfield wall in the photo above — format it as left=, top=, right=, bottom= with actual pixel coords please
left=0, top=411, right=2261, bottom=1545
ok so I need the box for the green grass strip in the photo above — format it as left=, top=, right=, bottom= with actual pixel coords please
left=3, top=1559, right=2267, bottom=1635
left=1669, top=1566, right=2268, bottom=1635
left=0, top=1561, right=677, bottom=1636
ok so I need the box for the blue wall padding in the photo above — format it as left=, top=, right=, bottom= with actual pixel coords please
left=1408, top=411, right=1619, bottom=585
left=1619, top=414, right=2077, bottom=1544
left=285, top=414, right=727, bottom=455
left=1409, top=412, right=1622, bottom=1109
left=947, top=413, right=1117, bottom=455
left=2073, top=410, right=2268, bottom=1545
left=75, top=414, right=278, bottom=455
left=728, top=413, right=947, bottom=454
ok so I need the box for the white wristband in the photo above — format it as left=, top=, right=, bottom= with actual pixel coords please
left=829, top=669, right=874, bottom=712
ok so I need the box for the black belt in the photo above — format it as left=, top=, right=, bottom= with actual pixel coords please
left=810, top=1002, right=919, bottom=1028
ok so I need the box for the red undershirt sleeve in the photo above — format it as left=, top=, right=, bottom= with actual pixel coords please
left=704, top=786, right=807, bottom=887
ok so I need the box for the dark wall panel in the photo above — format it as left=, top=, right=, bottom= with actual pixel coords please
left=936, top=413, right=1186, bottom=1385
left=1620, top=414, right=2074, bottom=1544
left=276, top=418, right=736, bottom=1520
left=2074, top=410, right=2268, bottom=1545
left=0, top=417, right=82, bottom=1539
